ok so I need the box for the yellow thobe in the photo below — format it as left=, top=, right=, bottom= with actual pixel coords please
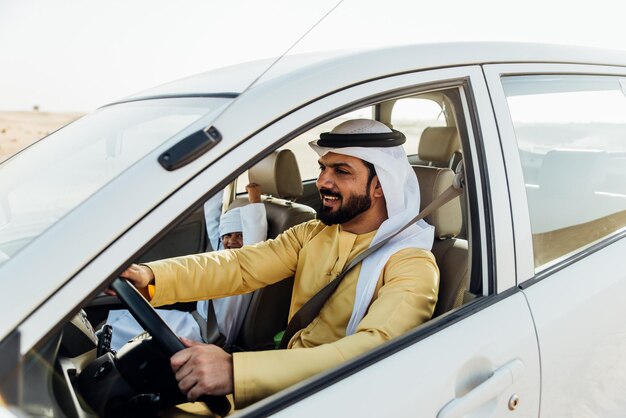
left=147, top=220, right=439, bottom=408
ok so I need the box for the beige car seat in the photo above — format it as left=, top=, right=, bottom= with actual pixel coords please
left=417, top=126, right=462, bottom=169
left=412, top=128, right=469, bottom=317
left=414, top=164, right=469, bottom=317
left=417, top=126, right=467, bottom=239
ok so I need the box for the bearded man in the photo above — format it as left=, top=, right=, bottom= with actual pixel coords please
left=120, top=119, right=440, bottom=409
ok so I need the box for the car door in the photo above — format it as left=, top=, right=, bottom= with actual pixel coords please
left=7, top=65, right=540, bottom=418
left=226, top=66, right=541, bottom=417
left=485, top=64, right=626, bottom=417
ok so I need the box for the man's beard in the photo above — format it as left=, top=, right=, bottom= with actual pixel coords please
left=318, top=189, right=372, bottom=225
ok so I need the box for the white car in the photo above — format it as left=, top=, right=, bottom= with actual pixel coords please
left=1, top=42, right=626, bottom=417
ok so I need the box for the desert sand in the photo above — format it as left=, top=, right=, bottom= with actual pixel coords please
left=0, top=111, right=84, bottom=163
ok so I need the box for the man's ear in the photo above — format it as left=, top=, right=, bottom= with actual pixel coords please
left=372, top=176, right=384, bottom=198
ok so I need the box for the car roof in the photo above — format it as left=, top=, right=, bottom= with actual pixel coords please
left=130, top=41, right=626, bottom=164
left=117, top=42, right=626, bottom=103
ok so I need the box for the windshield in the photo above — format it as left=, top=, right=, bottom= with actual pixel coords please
left=0, top=97, right=229, bottom=263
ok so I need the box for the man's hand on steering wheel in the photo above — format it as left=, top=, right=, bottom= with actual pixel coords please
left=110, top=277, right=232, bottom=416
left=117, top=269, right=234, bottom=401
left=173, top=337, right=234, bottom=401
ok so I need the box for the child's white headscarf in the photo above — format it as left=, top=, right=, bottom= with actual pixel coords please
left=310, top=119, right=434, bottom=335
left=218, top=208, right=243, bottom=238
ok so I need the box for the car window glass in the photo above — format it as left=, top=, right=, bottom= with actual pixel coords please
left=502, top=75, right=626, bottom=269
left=0, top=98, right=228, bottom=265
left=390, top=97, right=446, bottom=157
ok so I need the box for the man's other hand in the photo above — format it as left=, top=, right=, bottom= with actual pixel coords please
left=172, top=337, right=234, bottom=401
left=116, top=263, right=154, bottom=299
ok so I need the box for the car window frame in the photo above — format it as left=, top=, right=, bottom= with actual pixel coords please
left=484, top=63, right=626, bottom=286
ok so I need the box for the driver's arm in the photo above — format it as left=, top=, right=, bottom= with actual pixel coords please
left=143, top=221, right=314, bottom=306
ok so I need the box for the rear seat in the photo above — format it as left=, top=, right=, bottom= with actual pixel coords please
left=230, top=149, right=316, bottom=239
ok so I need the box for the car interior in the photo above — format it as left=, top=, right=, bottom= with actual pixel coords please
left=18, top=86, right=485, bottom=417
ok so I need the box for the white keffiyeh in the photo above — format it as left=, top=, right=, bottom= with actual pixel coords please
left=310, top=122, right=434, bottom=336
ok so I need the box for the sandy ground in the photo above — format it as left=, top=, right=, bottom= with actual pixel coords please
left=0, top=111, right=84, bottom=163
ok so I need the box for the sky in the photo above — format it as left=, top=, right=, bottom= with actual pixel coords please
left=2, top=0, right=626, bottom=112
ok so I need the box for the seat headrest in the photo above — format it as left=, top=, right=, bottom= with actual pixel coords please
left=413, top=165, right=462, bottom=239
left=418, top=127, right=461, bottom=165
left=249, top=149, right=303, bottom=199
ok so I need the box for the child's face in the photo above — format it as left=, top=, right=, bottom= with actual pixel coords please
left=221, top=232, right=243, bottom=249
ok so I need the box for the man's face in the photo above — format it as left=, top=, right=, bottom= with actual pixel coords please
left=316, top=152, right=375, bottom=225
left=221, top=232, right=243, bottom=249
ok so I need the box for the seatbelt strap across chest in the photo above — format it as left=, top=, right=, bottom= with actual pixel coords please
left=192, top=300, right=227, bottom=347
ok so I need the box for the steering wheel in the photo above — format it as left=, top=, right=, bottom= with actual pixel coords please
left=110, top=278, right=231, bottom=417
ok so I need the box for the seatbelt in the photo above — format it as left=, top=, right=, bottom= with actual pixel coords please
left=192, top=300, right=227, bottom=347
left=278, top=166, right=464, bottom=349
